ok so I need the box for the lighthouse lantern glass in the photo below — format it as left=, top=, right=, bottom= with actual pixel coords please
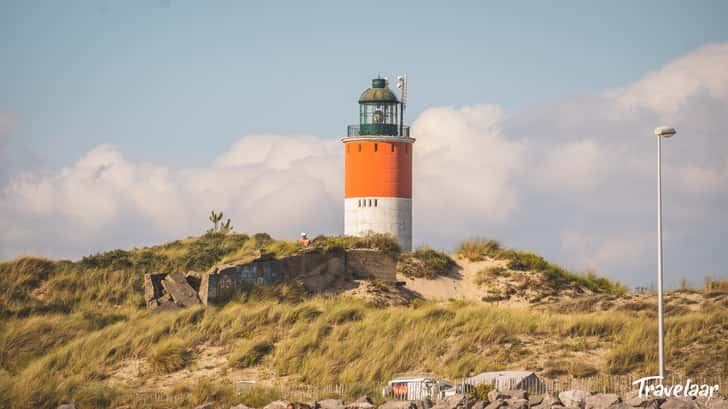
left=358, top=78, right=400, bottom=136
left=359, top=102, right=399, bottom=135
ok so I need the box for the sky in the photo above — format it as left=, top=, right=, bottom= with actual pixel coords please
left=1, top=1, right=727, bottom=288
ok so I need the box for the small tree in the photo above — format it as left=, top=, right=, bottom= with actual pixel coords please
left=220, top=218, right=233, bottom=234
left=207, top=211, right=233, bottom=234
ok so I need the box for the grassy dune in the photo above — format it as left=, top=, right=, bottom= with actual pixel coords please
left=457, top=238, right=627, bottom=295
left=0, top=233, right=726, bottom=408
left=1, top=294, right=726, bottom=408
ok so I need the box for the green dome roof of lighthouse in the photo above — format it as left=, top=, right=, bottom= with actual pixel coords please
left=359, top=78, right=399, bottom=103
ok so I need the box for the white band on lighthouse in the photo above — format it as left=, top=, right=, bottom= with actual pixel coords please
left=344, top=197, right=412, bottom=251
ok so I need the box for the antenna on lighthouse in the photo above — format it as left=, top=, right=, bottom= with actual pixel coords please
left=396, top=74, right=407, bottom=136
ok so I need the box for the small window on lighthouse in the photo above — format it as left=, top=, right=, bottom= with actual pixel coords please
left=374, top=199, right=378, bottom=207
left=374, top=143, right=378, bottom=152
left=368, top=199, right=372, bottom=207
left=358, top=144, right=362, bottom=152
left=358, top=199, right=361, bottom=207
left=391, top=144, right=395, bottom=152
left=347, top=145, right=350, bottom=153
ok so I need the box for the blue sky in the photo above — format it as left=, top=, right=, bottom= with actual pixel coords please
left=2, top=1, right=728, bottom=288
left=3, top=1, right=727, bottom=167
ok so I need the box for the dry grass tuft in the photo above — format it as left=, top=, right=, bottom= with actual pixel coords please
left=229, top=338, right=275, bottom=369
left=456, top=239, right=504, bottom=262
left=149, top=338, right=194, bottom=374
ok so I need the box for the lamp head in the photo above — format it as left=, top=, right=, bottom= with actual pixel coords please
left=655, top=127, right=676, bottom=138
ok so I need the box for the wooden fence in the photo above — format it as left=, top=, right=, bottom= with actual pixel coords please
left=453, top=374, right=727, bottom=397
left=129, top=374, right=726, bottom=404
left=268, top=383, right=352, bottom=402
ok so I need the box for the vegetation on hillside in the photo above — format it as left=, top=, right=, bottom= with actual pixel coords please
left=0, top=232, right=725, bottom=408
left=309, top=234, right=400, bottom=254
left=457, top=238, right=626, bottom=295
left=397, top=247, right=456, bottom=279
left=0, top=232, right=399, bottom=318
left=0, top=289, right=726, bottom=408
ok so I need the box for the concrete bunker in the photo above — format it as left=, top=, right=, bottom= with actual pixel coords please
left=144, top=247, right=398, bottom=308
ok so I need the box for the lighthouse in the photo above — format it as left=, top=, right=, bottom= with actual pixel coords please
left=343, top=76, right=414, bottom=251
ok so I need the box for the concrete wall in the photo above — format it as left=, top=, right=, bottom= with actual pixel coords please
left=344, top=197, right=412, bottom=251
left=143, top=272, right=167, bottom=308
left=200, top=258, right=285, bottom=304
left=195, top=248, right=396, bottom=305
left=282, top=248, right=347, bottom=292
left=346, top=249, right=397, bottom=281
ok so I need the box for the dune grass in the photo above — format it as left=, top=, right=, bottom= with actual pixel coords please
left=397, top=246, right=456, bottom=279
left=456, top=238, right=505, bottom=262
left=456, top=239, right=626, bottom=295
left=0, top=233, right=725, bottom=408
left=149, top=337, right=194, bottom=373
left=0, top=291, right=726, bottom=408
left=229, top=337, right=276, bottom=369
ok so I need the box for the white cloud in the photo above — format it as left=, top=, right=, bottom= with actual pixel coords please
left=0, top=136, right=343, bottom=259
left=540, top=140, right=604, bottom=191
left=560, top=229, right=651, bottom=273
left=2, top=43, right=728, bottom=287
left=611, top=42, right=728, bottom=117
left=412, top=105, right=524, bottom=243
left=671, top=161, right=728, bottom=194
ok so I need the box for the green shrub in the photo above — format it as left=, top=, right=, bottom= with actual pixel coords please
left=397, top=247, right=456, bottom=279
left=470, top=383, right=494, bottom=400
left=80, top=249, right=133, bottom=270
left=506, top=251, right=548, bottom=271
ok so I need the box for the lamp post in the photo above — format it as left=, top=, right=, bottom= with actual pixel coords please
left=654, top=126, right=676, bottom=380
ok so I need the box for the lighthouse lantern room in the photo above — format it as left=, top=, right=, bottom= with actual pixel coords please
left=342, top=76, right=414, bottom=251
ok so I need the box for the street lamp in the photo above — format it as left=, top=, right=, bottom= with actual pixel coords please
left=654, top=126, right=676, bottom=380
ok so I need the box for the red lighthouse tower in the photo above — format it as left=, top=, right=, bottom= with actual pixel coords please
left=342, top=76, right=414, bottom=250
